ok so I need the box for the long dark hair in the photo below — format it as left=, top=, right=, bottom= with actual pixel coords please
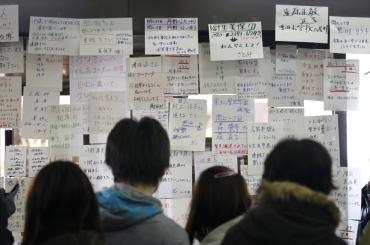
left=186, top=166, right=252, bottom=242
left=22, top=161, right=103, bottom=245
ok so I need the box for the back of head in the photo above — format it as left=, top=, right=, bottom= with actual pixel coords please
left=263, top=138, right=334, bottom=194
left=186, top=166, right=252, bottom=241
left=105, top=117, right=170, bottom=187
left=22, top=161, right=102, bottom=245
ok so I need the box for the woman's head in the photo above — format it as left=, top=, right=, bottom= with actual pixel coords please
left=22, top=161, right=102, bottom=245
left=105, top=117, right=170, bottom=187
left=186, top=166, right=252, bottom=242
left=263, top=138, right=334, bottom=194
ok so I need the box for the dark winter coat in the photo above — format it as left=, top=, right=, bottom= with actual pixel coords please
left=34, top=231, right=106, bottom=245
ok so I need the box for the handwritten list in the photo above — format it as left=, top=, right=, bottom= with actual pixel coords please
left=28, top=147, right=49, bottom=177
left=275, top=45, right=297, bottom=75
left=0, top=76, right=21, bottom=128
left=5, top=146, right=27, bottom=177
left=337, top=220, right=358, bottom=245
left=0, top=41, right=23, bottom=73
left=236, top=76, right=268, bottom=99
left=194, top=151, right=237, bottom=179
left=0, top=5, right=18, bottom=42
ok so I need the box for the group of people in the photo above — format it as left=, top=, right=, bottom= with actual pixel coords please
left=0, top=117, right=370, bottom=245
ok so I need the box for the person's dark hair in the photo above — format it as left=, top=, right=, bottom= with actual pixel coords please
left=105, top=117, right=170, bottom=186
left=263, top=138, right=335, bottom=194
left=22, top=161, right=102, bottom=245
left=186, top=166, right=252, bottom=242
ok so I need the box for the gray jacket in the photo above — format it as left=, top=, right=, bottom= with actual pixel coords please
left=98, top=183, right=190, bottom=245
left=200, top=216, right=243, bottom=245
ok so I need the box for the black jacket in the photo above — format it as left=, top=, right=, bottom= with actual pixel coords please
left=222, top=181, right=346, bottom=245
left=33, top=231, right=106, bottom=245
left=357, top=183, right=370, bottom=244
left=0, top=198, right=14, bottom=245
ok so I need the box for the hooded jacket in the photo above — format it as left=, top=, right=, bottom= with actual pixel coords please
left=221, top=181, right=346, bottom=245
left=34, top=231, right=106, bottom=245
left=200, top=216, right=243, bottom=245
left=97, top=183, right=189, bottom=245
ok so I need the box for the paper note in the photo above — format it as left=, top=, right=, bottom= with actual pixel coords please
left=331, top=168, right=361, bottom=220
left=26, top=54, right=63, bottom=91
left=209, top=22, right=263, bottom=61
left=128, top=57, right=162, bottom=73
left=157, top=151, right=192, bottom=198
left=275, top=4, right=328, bottom=43
left=169, top=98, right=207, bottom=151
left=194, top=151, right=237, bottom=179
left=5, top=177, right=31, bottom=232
left=132, top=109, right=169, bottom=131
left=80, top=18, right=133, bottom=55
left=5, top=146, right=27, bottom=177
left=324, top=59, right=359, bottom=111
left=0, top=41, right=23, bottom=73
left=162, top=55, right=198, bottom=95
left=337, top=219, right=358, bottom=245
left=161, top=198, right=191, bottom=227
left=296, top=48, right=326, bottom=101
left=48, top=105, right=83, bottom=161
left=268, top=108, right=304, bottom=137
left=0, top=76, right=21, bottom=128
left=198, top=43, right=236, bottom=94
left=0, top=5, right=18, bottom=42
left=275, top=45, right=297, bottom=75
left=330, top=16, right=370, bottom=54
left=236, top=76, right=268, bottom=99
left=240, top=165, right=262, bottom=195
left=145, top=18, right=198, bottom=55
left=79, top=144, right=114, bottom=191
left=212, top=95, right=252, bottom=155
left=28, top=16, right=80, bottom=55
left=21, top=88, right=59, bottom=139
left=28, top=147, right=49, bottom=178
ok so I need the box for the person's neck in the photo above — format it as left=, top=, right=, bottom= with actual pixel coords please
left=125, top=182, right=157, bottom=196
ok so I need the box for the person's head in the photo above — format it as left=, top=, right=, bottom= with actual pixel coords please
left=22, top=161, right=102, bottom=245
left=105, top=117, right=170, bottom=189
left=263, top=138, right=335, bottom=194
left=186, top=166, right=252, bottom=242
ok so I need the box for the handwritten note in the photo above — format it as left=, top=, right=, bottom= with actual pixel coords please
left=240, top=165, right=262, bottom=195
left=209, top=22, right=263, bottom=61
left=236, top=76, right=268, bottom=99
left=132, top=109, right=169, bottom=131
left=21, top=88, right=59, bottom=139
left=268, top=108, right=304, bottom=137
left=194, top=151, right=237, bottom=179
left=169, top=98, right=207, bottom=151
left=0, top=76, right=21, bottom=128
left=26, top=54, right=63, bottom=91
left=28, top=147, right=49, bottom=178
left=80, top=144, right=114, bottom=191
left=145, top=18, right=198, bottom=55
left=330, top=16, right=370, bottom=54
left=337, top=220, right=358, bottom=245
left=28, top=17, right=80, bottom=55
left=324, top=59, right=359, bottom=111
left=0, top=41, right=23, bottom=73
left=0, top=5, right=18, bottom=42
left=198, top=43, right=236, bottom=94
left=276, top=4, right=328, bottom=43
left=275, top=45, right=297, bottom=75
left=212, top=95, right=252, bottom=155
left=162, top=55, right=198, bottom=95
left=161, top=198, right=190, bottom=227
left=48, top=105, right=83, bottom=161
left=157, top=151, right=192, bottom=199
left=5, top=146, right=27, bottom=177
left=80, top=18, right=133, bottom=55
left=331, top=168, right=361, bottom=220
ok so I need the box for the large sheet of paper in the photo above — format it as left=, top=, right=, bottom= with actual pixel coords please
left=161, top=198, right=191, bottom=227
left=198, top=43, right=236, bottom=94
left=157, top=151, right=192, bottom=198
left=169, top=98, right=207, bottom=151
left=79, top=144, right=114, bottom=191
left=212, top=95, right=252, bottom=155
left=240, top=165, right=262, bottom=195
left=145, top=18, right=198, bottom=55
left=330, top=16, right=370, bottom=54
left=28, top=147, right=49, bottom=177
left=194, top=151, right=237, bottom=179
left=209, top=22, right=263, bottom=61
left=80, top=18, right=133, bottom=56
left=275, top=45, right=297, bottom=75
left=48, top=105, right=83, bottom=161
left=28, top=17, right=80, bottom=55
left=331, top=168, right=361, bottom=220
left=268, top=108, right=304, bottom=137
left=337, top=220, right=358, bottom=245
left=162, top=55, right=198, bottom=95
left=132, top=109, right=169, bottom=131
left=275, top=4, right=328, bottom=43
left=5, top=146, right=27, bottom=177
left=26, top=54, right=63, bottom=91
left=0, top=41, right=23, bottom=73
left=0, top=5, right=18, bottom=42
left=324, top=59, right=359, bottom=111
left=21, top=88, right=59, bottom=139
left=0, top=76, right=21, bottom=128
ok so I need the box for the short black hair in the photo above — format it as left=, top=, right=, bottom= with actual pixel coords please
left=263, top=138, right=335, bottom=194
left=106, top=117, right=170, bottom=186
